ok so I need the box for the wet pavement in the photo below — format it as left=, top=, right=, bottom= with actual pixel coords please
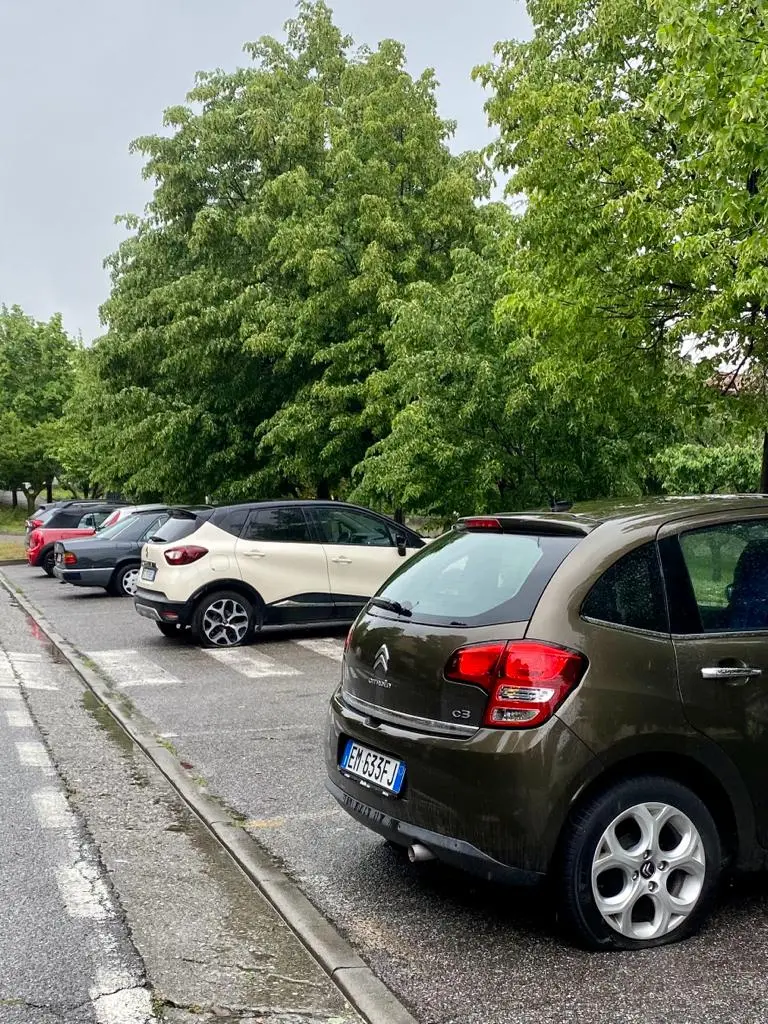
left=5, top=563, right=768, bottom=1023
left=0, top=581, right=359, bottom=1024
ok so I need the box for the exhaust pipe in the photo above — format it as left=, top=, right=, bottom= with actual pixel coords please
left=408, top=843, right=435, bottom=863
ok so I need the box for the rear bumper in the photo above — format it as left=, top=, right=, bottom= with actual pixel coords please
left=325, top=776, right=544, bottom=885
left=134, top=587, right=192, bottom=626
left=53, top=566, right=113, bottom=587
left=326, top=687, right=600, bottom=879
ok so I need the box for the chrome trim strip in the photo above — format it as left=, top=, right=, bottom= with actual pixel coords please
left=342, top=690, right=477, bottom=738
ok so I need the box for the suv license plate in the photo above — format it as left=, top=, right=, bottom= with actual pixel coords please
left=340, top=739, right=405, bottom=795
left=141, top=566, right=156, bottom=582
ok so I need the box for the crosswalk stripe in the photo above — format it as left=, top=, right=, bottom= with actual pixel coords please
left=5, top=707, right=33, bottom=728
left=203, top=647, right=301, bottom=677
left=85, top=650, right=181, bottom=688
left=293, top=637, right=344, bottom=662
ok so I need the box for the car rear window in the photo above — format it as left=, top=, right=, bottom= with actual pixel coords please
left=148, top=514, right=202, bottom=543
left=375, top=528, right=580, bottom=627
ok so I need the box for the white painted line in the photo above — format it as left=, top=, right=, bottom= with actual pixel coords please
left=7, top=652, right=43, bottom=662
left=32, top=788, right=76, bottom=829
left=0, top=687, right=23, bottom=701
left=86, top=650, right=181, bottom=688
left=91, top=987, right=155, bottom=1024
left=16, top=740, right=51, bottom=767
left=294, top=637, right=344, bottom=662
left=203, top=647, right=301, bottom=678
left=55, top=863, right=113, bottom=920
left=5, top=707, right=33, bottom=728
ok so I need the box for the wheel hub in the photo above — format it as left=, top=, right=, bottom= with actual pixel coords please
left=202, top=598, right=249, bottom=646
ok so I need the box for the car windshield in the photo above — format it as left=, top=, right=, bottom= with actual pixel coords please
left=374, top=527, right=581, bottom=627
left=147, top=514, right=201, bottom=543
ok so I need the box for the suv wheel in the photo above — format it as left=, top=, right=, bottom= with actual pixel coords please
left=41, top=549, right=56, bottom=577
left=108, top=564, right=140, bottom=597
left=194, top=591, right=255, bottom=648
left=558, top=776, right=721, bottom=950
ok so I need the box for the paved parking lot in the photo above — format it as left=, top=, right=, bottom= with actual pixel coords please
left=6, top=561, right=768, bottom=1023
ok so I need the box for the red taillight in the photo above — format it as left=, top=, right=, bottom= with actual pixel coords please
left=164, top=545, right=208, bottom=566
left=101, top=511, right=119, bottom=528
left=63, top=552, right=77, bottom=566
left=462, top=517, right=503, bottom=531
left=28, top=518, right=43, bottom=530
left=445, top=640, right=586, bottom=729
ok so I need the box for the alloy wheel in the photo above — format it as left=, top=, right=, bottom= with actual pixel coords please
left=591, top=801, right=706, bottom=942
left=201, top=597, right=250, bottom=646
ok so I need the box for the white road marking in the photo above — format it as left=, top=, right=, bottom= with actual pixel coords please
left=91, top=987, right=155, bottom=1024
left=32, top=788, right=76, bottom=829
left=293, top=637, right=344, bottom=662
left=7, top=652, right=60, bottom=690
left=5, top=706, right=33, bottom=727
left=203, top=647, right=301, bottom=677
left=55, top=862, right=114, bottom=921
left=16, top=740, right=52, bottom=767
left=0, top=687, right=23, bottom=701
left=86, top=650, right=181, bottom=688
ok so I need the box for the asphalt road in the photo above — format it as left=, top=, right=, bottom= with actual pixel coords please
left=7, top=562, right=768, bottom=1023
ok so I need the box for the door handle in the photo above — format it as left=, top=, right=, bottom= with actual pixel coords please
left=332, top=556, right=352, bottom=565
left=243, top=550, right=266, bottom=558
left=701, top=665, right=762, bottom=683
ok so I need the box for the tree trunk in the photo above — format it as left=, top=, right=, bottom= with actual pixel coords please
left=761, top=431, right=768, bottom=493
left=24, top=489, right=37, bottom=515
left=394, top=507, right=404, bottom=525
left=11, top=489, right=17, bottom=508
left=46, top=480, right=53, bottom=502
left=316, top=479, right=330, bottom=500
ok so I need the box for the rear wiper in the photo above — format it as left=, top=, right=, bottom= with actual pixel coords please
left=369, top=597, right=412, bottom=618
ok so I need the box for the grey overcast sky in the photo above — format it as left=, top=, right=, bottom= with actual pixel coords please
left=0, top=1, right=531, bottom=343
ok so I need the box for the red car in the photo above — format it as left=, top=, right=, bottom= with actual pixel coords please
left=27, top=507, right=117, bottom=576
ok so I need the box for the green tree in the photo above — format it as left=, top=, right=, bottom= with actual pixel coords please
left=353, top=206, right=690, bottom=518
left=0, top=306, right=76, bottom=510
left=94, top=1, right=487, bottom=503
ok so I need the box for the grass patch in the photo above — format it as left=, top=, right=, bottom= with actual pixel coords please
left=0, top=539, right=25, bottom=561
left=0, top=505, right=27, bottom=534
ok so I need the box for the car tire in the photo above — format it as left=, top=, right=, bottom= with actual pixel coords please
left=41, top=549, right=56, bottom=577
left=108, top=563, right=141, bottom=597
left=193, top=590, right=256, bottom=648
left=156, top=622, right=182, bottom=639
left=558, top=775, right=721, bottom=950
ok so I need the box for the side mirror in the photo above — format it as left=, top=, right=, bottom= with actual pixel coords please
left=396, top=533, right=407, bottom=557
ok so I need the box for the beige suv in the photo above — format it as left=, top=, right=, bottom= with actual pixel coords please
left=134, top=501, right=424, bottom=646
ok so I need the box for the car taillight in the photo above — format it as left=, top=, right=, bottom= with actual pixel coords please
left=444, top=640, right=586, bottom=729
left=462, top=517, right=503, bottom=531
left=63, top=552, right=77, bottom=566
left=164, top=545, right=208, bottom=566
left=101, top=511, right=119, bottom=528
left=28, top=518, right=43, bottom=529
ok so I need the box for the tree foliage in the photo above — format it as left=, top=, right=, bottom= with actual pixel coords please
left=93, top=1, right=488, bottom=503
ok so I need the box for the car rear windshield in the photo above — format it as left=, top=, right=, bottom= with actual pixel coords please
left=147, top=513, right=202, bottom=544
left=374, top=528, right=580, bottom=627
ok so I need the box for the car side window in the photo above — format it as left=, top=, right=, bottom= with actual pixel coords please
left=679, top=520, right=768, bottom=632
left=313, top=508, right=394, bottom=547
left=582, top=542, right=668, bottom=632
left=243, top=507, right=313, bottom=543
left=77, top=512, right=97, bottom=529
left=214, top=507, right=249, bottom=538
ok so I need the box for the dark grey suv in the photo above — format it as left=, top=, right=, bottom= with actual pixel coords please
left=326, top=497, right=768, bottom=949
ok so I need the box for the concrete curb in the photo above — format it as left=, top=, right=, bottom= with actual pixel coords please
left=0, top=571, right=419, bottom=1024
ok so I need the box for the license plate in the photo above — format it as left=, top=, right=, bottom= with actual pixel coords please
left=141, top=566, right=156, bottom=582
left=55, top=552, right=63, bottom=564
left=340, top=739, right=405, bottom=795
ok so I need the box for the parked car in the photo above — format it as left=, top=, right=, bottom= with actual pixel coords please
left=27, top=504, right=124, bottom=575
left=326, top=495, right=768, bottom=951
left=53, top=508, right=174, bottom=597
left=134, top=501, right=424, bottom=645
left=24, top=500, right=127, bottom=549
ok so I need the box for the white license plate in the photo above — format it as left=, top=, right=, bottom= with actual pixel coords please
left=340, top=739, right=405, bottom=795
left=141, top=566, right=156, bottom=582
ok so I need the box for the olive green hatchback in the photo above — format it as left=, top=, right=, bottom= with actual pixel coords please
left=326, top=496, right=768, bottom=949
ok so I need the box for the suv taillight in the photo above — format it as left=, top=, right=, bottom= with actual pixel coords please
left=164, top=545, right=208, bottom=566
left=27, top=518, right=42, bottom=530
left=101, top=511, right=119, bottom=529
left=444, top=640, right=586, bottom=728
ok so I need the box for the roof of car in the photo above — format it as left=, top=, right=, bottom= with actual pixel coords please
left=489, top=495, right=768, bottom=532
